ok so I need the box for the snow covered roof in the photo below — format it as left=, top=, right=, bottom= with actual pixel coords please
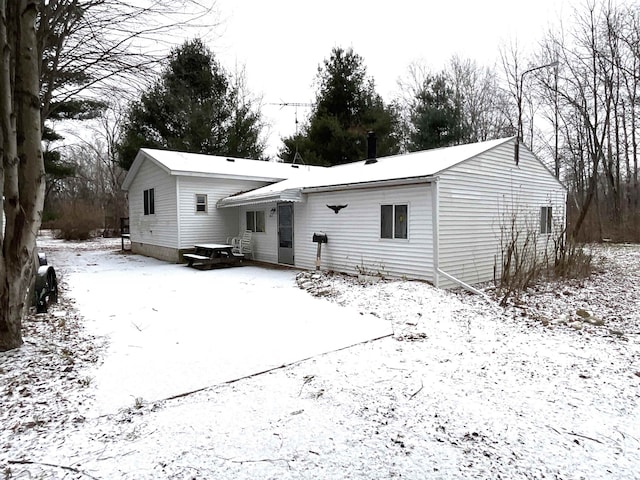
left=122, top=148, right=323, bottom=190
left=217, top=137, right=514, bottom=207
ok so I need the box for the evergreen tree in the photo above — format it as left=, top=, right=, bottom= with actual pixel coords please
left=280, top=47, right=400, bottom=166
left=408, top=73, right=465, bottom=151
left=118, top=39, right=265, bottom=169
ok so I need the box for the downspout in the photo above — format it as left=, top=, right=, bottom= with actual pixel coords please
left=176, top=177, right=181, bottom=252
left=431, top=176, right=490, bottom=300
left=436, top=268, right=489, bottom=299
left=431, top=177, right=440, bottom=288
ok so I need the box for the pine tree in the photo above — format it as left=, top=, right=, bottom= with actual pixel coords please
left=408, top=73, right=465, bottom=151
left=281, top=47, right=400, bottom=166
left=118, top=39, right=265, bottom=169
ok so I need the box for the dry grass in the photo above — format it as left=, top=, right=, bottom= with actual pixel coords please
left=50, top=203, right=103, bottom=241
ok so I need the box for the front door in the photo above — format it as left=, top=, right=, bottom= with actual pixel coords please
left=278, top=203, right=294, bottom=265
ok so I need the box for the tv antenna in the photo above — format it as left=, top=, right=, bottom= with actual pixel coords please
left=269, top=102, right=313, bottom=135
left=268, top=102, right=313, bottom=164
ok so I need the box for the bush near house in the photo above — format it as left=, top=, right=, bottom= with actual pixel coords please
left=50, top=203, right=104, bottom=241
left=495, top=209, right=592, bottom=306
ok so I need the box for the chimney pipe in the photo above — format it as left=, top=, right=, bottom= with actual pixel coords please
left=365, top=131, right=377, bottom=164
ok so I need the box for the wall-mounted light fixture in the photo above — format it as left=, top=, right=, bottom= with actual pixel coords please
left=269, top=207, right=276, bottom=217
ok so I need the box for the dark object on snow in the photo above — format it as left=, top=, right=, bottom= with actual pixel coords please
left=34, top=252, right=58, bottom=313
left=326, top=204, right=347, bottom=214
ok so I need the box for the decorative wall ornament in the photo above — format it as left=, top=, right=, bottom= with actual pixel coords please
left=326, top=204, right=348, bottom=214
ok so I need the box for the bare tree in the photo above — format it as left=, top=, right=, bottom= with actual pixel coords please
left=448, top=55, right=512, bottom=143
left=529, top=1, right=640, bottom=241
left=395, top=56, right=511, bottom=151
left=1, top=1, right=45, bottom=350
left=38, top=0, right=215, bottom=121
left=1, top=0, right=216, bottom=351
left=54, top=106, right=128, bottom=233
left=394, top=60, right=433, bottom=152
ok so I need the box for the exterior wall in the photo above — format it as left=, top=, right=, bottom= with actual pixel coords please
left=177, top=177, right=271, bottom=249
left=128, top=159, right=178, bottom=250
left=437, top=141, right=567, bottom=288
left=293, top=184, right=434, bottom=281
left=236, top=203, right=279, bottom=263
left=128, top=158, right=274, bottom=262
left=131, top=242, right=181, bottom=263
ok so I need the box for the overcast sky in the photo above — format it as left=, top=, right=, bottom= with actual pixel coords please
left=209, top=0, right=574, bottom=158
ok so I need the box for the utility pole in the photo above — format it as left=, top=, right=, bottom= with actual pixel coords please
left=515, top=60, right=559, bottom=166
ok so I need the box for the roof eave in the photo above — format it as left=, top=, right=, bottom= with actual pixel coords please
left=122, top=149, right=172, bottom=191
left=217, top=189, right=303, bottom=208
left=171, top=170, right=287, bottom=183
left=302, top=176, right=434, bottom=194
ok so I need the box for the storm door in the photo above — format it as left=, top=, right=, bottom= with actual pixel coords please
left=277, top=203, right=294, bottom=265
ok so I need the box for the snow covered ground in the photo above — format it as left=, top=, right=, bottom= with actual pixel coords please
left=1, top=233, right=639, bottom=479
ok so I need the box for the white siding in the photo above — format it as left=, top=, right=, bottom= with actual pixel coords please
left=128, top=155, right=274, bottom=257
left=438, top=141, right=567, bottom=287
left=294, top=184, right=433, bottom=281
left=128, top=159, right=178, bottom=248
left=177, top=177, right=270, bottom=249
left=235, top=203, right=279, bottom=263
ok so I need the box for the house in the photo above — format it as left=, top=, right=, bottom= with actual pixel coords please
left=123, top=137, right=566, bottom=288
left=121, top=148, right=322, bottom=262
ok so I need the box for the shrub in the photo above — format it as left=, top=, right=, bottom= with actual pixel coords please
left=553, top=231, right=593, bottom=279
left=494, top=204, right=593, bottom=306
left=51, top=203, right=103, bottom=240
left=495, top=214, right=543, bottom=306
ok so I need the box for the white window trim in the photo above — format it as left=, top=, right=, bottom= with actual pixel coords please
left=195, top=194, right=208, bottom=213
left=246, top=210, right=266, bottom=233
left=380, top=203, right=409, bottom=240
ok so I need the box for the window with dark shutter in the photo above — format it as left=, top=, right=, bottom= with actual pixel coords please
left=540, top=206, right=552, bottom=234
left=143, top=188, right=155, bottom=215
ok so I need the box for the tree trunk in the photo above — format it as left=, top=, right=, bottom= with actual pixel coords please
left=0, top=0, right=45, bottom=351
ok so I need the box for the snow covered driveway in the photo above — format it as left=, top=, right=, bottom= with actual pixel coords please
left=44, top=237, right=392, bottom=415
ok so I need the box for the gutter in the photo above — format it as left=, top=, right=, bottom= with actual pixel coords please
left=302, top=176, right=433, bottom=194
left=431, top=175, right=490, bottom=301
left=218, top=176, right=434, bottom=208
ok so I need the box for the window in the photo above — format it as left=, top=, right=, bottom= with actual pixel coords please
left=381, top=204, right=408, bottom=239
left=540, top=206, right=552, bottom=234
left=246, top=210, right=265, bottom=233
left=143, top=188, right=155, bottom=215
left=196, top=194, right=207, bottom=213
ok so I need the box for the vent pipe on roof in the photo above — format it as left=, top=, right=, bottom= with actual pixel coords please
left=365, top=131, right=377, bottom=164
